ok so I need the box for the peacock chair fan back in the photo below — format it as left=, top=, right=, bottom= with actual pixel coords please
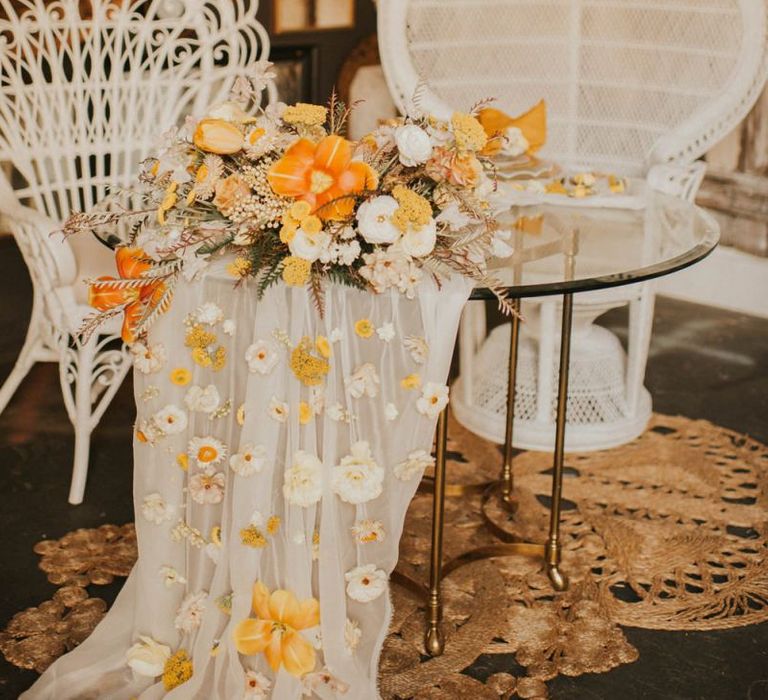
left=379, top=0, right=768, bottom=176
left=0, top=0, right=271, bottom=223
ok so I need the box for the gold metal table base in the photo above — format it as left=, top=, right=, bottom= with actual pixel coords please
left=418, top=291, right=575, bottom=656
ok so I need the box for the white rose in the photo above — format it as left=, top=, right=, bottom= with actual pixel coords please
left=356, top=196, right=401, bottom=245
left=283, top=450, right=323, bottom=507
left=400, top=219, right=437, bottom=258
left=126, top=635, right=171, bottom=677
left=394, top=125, right=433, bottom=166
left=205, top=100, right=251, bottom=123
left=289, top=229, right=331, bottom=262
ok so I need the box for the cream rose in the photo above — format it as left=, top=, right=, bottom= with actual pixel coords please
left=288, top=228, right=332, bottom=262
left=355, top=196, right=400, bottom=245
left=399, top=219, right=437, bottom=258
left=213, top=174, right=250, bottom=213
left=394, top=124, right=433, bottom=166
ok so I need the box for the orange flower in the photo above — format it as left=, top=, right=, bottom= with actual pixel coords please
left=193, top=118, right=243, bottom=154
left=88, top=248, right=166, bottom=343
left=478, top=100, right=547, bottom=157
left=267, top=135, right=378, bottom=220
left=233, top=581, right=320, bottom=677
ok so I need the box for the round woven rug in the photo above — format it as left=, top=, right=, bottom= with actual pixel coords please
left=3, top=414, right=767, bottom=699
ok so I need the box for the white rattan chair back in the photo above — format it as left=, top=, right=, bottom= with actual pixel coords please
left=379, top=0, right=768, bottom=175
left=0, top=0, right=272, bottom=224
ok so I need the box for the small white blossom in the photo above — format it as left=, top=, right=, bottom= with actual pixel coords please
left=376, top=322, right=395, bottom=342
left=230, top=443, right=267, bottom=477
left=131, top=342, right=166, bottom=374
left=344, top=618, right=362, bottom=654
left=126, top=636, right=171, bottom=678
left=141, top=493, right=173, bottom=525
left=195, top=302, right=223, bottom=325
left=384, top=403, right=399, bottom=421
left=394, top=449, right=435, bottom=481
left=416, top=382, right=449, bottom=418
left=332, top=441, right=384, bottom=505
left=174, top=590, right=207, bottom=633
left=283, top=450, right=323, bottom=507
left=184, top=384, right=221, bottom=414
left=246, top=340, right=279, bottom=375
left=345, top=363, right=380, bottom=399
left=152, top=404, right=188, bottom=435
left=268, top=396, right=289, bottom=422
left=345, top=564, right=388, bottom=603
left=159, top=565, right=187, bottom=588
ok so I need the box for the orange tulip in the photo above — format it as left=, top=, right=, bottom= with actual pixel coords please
left=478, top=100, right=547, bottom=157
left=233, top=581, right=320, bottom=677
left=193, top=118, right=244, bottom=155
left=267, top=135, right=378, bottom=220
left=88, top=247, right=166, bottom=343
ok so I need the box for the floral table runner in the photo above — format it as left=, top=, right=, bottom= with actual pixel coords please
left=22, top=260, right=470, bottom=699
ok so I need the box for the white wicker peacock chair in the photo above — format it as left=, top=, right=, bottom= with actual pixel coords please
left=0, top=0, right=272, bottom=503
left=379, top=0, right=768, bottom=451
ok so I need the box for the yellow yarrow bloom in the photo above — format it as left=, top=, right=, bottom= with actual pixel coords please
left=315, top=335, right=331, bottom=359
left=451, top=112, right=488, bottom=152
left=290, top=337, right=330, bottom=386
left=391, top=185, right=433, bottom=232
left=176, top=453, right=189, bottom=471
left=227, top=257, right=252, bottom=278
left=170, top=367, right=192, bottom=386
left=299, top=401, right=313, bottom=424
left=289, top=201, right=312, bottom=219
left=283, top=103, right=328, bottom=127
left=163, top=650, right=193, bottom=691
left=401, top=373, right=422, bottom=390
left=282, top=256, right=311, bottom=286
left=266, top=515, right=281, bottom=535
left=240, top=525, right=268, bottom=548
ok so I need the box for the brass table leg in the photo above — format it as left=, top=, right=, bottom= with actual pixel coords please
left=501, top=298, right=521, bottom=509
left=545, top=293, right=573, bottom=592
left=425, top=407, right=449, bottom=656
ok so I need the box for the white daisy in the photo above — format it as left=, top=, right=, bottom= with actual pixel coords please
left=229, top=443, right=266, bottom=477
left=141, top=493, right=173, bottom=525
left=184, top=384, right=221, bottom=414
left=131, top=342, right=166, bottom=374
left=152, top=404, right=188, bottom=435
left=376, top=323, right=395, bottom=342
left=159, top=565, right=187, bottom=588
left=283, top=450, right=323, bottom=507
left=268, top=396, right=289, bottom=422
left=416, top=383, right=449, bottom=418
left=195, top=302, right=223, bottom=325
left=394, top=449, right=435, bottom=481
left=187, top=436, right=228, bottom=466
left=244, top=669, right=272, bottom=699
left=245, top=340, right=279, bottom=375
left=345, top=564, right=388, bottom=603
left=351, top=519, right=386, bottom=544
left=174, top=590, right=207, bottom=633
left=344, top=618, right=362, bottom=655
left=331, top=441, right=384, bottom=505
left=345, top=363, right=380, bottom=399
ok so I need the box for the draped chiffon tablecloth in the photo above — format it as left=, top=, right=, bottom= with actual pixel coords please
left=23, top=259, right=471, bottom=700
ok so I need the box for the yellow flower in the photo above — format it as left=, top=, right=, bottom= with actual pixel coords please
left=282, top=256, right=311, bottom=287
left=290, top=337, right=330, bottom=386
left=236, top=403, right=246, bottom=426
left=193, top=118, right=243, bottom=154
left=283, top=103, right=328, bottom=127
left=227, top=257, right=252, bottom=278
left=247, top=127, right=266, bottom=145
left=300, top=214, right=322, bottom=235
left=212, top=346, right=226, bottom=371
left=299, top=401, right=313, bottom=425
left=315, top=335, right=331, bottom=359
left=451, top=112, right=488, bottom=152
left=157, top=181, right=178, bottom=224
left=240, top=525, right=268, bottom=548
left=266, top=516, right=281, bottom=535
left=210, top=525, right=222, bottom=545
left=280, top=221, right=298, bottom=244
left=176, top=453, right=189, bottom=471
left=391, top=185, right=432, bottom=232
left=609, top=174, right=626, bottom=194
left=170, top=367, right=192, bottom=386
left=233, top=581, right=320, bottom=677
left=545, top=180, right=568, bottom=195
left=185, top=324, right=216, bottom=349
left=289, top=201, right=312, bottom=219
left=192, top=347, right=212, bottom=368
left=401, top=373, right=422, bottom=390
left=354, top=319, right=374, bottom=338
left=163, top=649, right=193, bottom=691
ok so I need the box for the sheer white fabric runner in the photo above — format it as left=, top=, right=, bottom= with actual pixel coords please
left=23, top=260, right=471, bottom=700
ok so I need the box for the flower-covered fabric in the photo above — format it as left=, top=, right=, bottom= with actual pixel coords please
left=23, top=258, right=471, bottom=699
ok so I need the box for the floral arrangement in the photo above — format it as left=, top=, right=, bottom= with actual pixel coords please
left=63, top=64, right=527, bottom=343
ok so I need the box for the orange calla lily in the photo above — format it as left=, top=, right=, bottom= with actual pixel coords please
left=267, top=135, right=378, bottom=220
left=478, top=100, right=547, bottom=157
left=88, top=247, right=166, bottom=343
left=233, top=581, right=320, bottom=677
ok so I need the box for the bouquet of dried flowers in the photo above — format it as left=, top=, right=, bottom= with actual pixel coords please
left=64, top=64, right=519, bottom=343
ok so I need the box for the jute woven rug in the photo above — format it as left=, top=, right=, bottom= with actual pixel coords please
left=3, top=414, right=767, bottom=698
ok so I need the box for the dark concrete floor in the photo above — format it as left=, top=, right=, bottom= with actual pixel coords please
left=0, top=236, right=766, bottom=699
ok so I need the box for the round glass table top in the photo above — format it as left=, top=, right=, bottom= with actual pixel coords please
left=472, top=190, right=719, bottom=300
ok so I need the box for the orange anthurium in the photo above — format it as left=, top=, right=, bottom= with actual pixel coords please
left=267, top=135, right=378, bottom=220
left=88, top=247, right=166, bottom=343
left=478, top=99, right=547, bottom=157
left=233, top=581, right=320, bottom=677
